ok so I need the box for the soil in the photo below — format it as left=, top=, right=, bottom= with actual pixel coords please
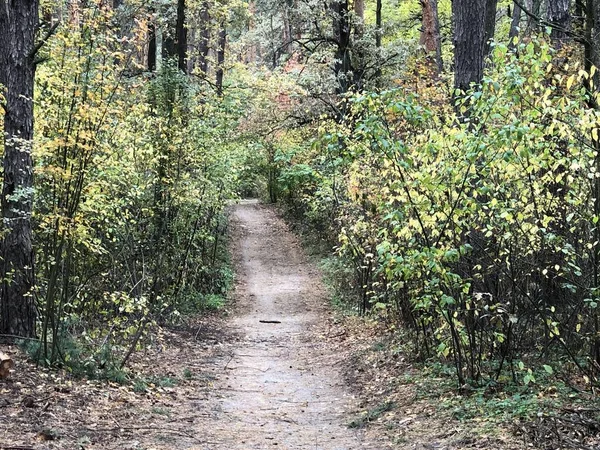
left=197, top=199, right=377, bottom=449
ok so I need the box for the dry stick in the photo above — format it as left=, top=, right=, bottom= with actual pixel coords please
left=85, top=426, right=216, bottom=445
left=0, top=334, right=40, bottom=342
left=223, top=354, right=235, bottom=370
left=1, top=447, right=36, bottom=450
left=119, top=319, right=147, bottom=369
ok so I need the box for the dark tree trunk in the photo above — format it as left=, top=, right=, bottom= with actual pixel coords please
left=547, top=0, right=571, bottom=42
left=176, top=0, right=187, bottom=72
left=527, top=0, right=543, bottom=30
left=453, top=0, right=487, bottom=93
left=148, top=21, right=157, bottom=71
left=332, top=0, right=353, bottom=94
left=376, top=0, right=382, bottom=49
left=373, top=0, right=382, bottom=84
left=583, top=0, right=600, bottom=92
left=163, top=34, right=176, bottom=60
left=509, top=2, right=522, bottom=47
left=216, top=23, right=227, bottom=95
left=198, top=2, right=210, bottom=74
left=483, top=0, right=499, bottom=56
left=420, top=0, right=443, bottom=72
left=112, top=0, right=123, bottom=7
left=0, top=0, right=39, bottom=338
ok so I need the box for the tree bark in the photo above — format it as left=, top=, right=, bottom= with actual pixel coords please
left=176, top=0, right=187, bottom=72
left=148, top=20, right=157, bottom=71
left=376, top=0, right=382, bottom=49
left=332, top=0, right=353, bottom=94
left=453, top=0, right=487, bottom=93
left=216, top=23, right=227, bottom=95
left=0, top=0, right=39, bottom=338
left=420, top=0, right=443, bottom=72
left=198, top=2, right=211, bottom=73
left=527, top=0, right=543, bottom=30
left=509, top=2, right=522, bottom=47
left=547, top=0, right=571, bottom=42
left=483, top=0, right=499, bottom=57
left=354, top=0, right=365, bottom=22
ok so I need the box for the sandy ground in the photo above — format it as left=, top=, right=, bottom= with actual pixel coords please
left=195, top=199, right=377, bottom=449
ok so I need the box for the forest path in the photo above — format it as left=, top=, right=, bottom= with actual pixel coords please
left=198, top=200, right=372, bottom=449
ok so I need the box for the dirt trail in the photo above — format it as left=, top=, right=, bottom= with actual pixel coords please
left=0, top=200, right=378, bottom=450
left=199, top=200, right=373, bottom=449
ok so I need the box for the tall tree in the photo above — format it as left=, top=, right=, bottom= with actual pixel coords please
left=453, top=0, right=487, bottom=93
left=547, top=0, right=571, bottom=42
left=216, top=22, right=227, bottom=95
left=527, top=0, right=542, bottom=30
left=375, top=0, right=382, bottom=49
left=176, top=0, right=188, bottom=72
left=483, top=0, right=499, bottom=56
left=509, top=2, right=522, bottom=47
left=420, top=0, right=443, bottom=72
left=197, top=2, right=211, bottom=73
left=332, top=0, right=353, bottom=94
left=0, top=0, right=39, bottom=338
left=452, top=0, right=497, bottom=94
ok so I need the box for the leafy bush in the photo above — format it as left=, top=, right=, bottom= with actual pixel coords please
left=277, top=38, right=600, bottom=387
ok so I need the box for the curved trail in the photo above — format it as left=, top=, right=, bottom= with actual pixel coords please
left=201, top=200, right=373, bottom=449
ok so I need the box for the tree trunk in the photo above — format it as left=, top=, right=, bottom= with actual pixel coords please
left=483, top=0, right=499, bottom=57
left=0, top=0, right=39, bottom=339
left=547, top=0, right=571, bottom=42
left=527, top=0, right=543, bottom=30
left=509, top=2, right=522, bottom=47
left=420, top=0, right=443, bottom=72
left=282, top=0, right=294, bottom=55
left=332, top=0, right=353, bottom=94
left=376, top=0, right=382, bottom=49
left=176, top=0, right=187, bottom=72
left=354, top=0, right=365, bottom=22
left=453, top=0, right=487, bottom=93
left=216, top=23, right=227, bottom=95
left=148, top=20, right=157, bottom=71
left=198, top=2, right=210, bottom=73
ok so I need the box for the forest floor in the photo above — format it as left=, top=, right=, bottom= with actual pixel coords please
left=0, top=200, right=549, bottom=449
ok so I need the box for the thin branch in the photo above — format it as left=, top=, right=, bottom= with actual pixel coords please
left=512, top=0, right=588, bottom=45
left=30, top=21, right=61, bottom=61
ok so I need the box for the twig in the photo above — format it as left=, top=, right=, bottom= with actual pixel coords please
left=0, top=334, right=40, bottom=343
left=85, top=426, right=216, bottom=444
left=223, top=354, right=235, bottom=370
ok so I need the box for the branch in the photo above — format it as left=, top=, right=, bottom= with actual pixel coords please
left=30, top=21, right=60, bottom=61
left=512, top=0, right=588, bottom=45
